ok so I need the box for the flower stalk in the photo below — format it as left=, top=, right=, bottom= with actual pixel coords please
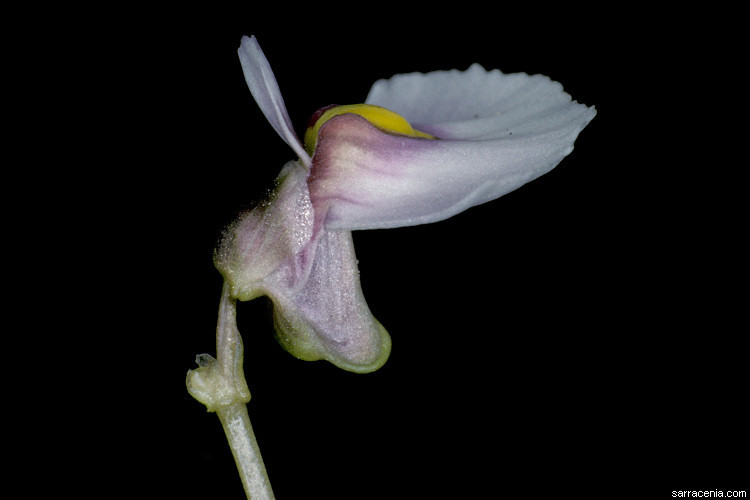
left=216, top=403, right=274, bottom=500
left=187, top=283, right=275, bottom=499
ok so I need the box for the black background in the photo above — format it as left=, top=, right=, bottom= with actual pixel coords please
left=60, top=4, right=745, bottom=498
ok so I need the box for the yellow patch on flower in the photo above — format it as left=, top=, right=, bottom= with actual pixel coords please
left=304, top=104, right=435, bottom=155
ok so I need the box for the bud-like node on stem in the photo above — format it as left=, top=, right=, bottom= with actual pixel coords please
left=187, top=353, right=251, bottom=412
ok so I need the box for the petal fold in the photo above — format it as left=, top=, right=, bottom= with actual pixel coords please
left=238, top=36, right=310, bottom=166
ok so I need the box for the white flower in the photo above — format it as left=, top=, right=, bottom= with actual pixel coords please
left=215, top=35, right=596, bottom=373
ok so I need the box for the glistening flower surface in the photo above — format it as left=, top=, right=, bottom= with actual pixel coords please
left=216, top=35, right=596, bottom=373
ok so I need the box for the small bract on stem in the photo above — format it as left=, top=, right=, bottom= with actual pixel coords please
left=187, top=283, right=274, bottom=499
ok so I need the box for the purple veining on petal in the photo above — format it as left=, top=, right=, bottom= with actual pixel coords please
left=308, top=113, right=437, bottom=228
left=308, top=103, right=594, bottom=231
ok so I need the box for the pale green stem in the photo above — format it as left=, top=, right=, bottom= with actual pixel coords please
left=217, top=403, right=274, bottom=499
left=187, top=282, right=275, bottom=499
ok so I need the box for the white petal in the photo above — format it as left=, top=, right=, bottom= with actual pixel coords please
left=366, top=63, right=591, bottom=139
left=238, top=36, right=310, bottom=166
left=308, top=65, right=595, bottom=230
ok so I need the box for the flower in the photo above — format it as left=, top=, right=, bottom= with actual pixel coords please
left=215, top=35, right=596, bottom=373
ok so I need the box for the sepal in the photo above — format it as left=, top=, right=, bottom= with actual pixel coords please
left=214, top=160, right=313, bottom=301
